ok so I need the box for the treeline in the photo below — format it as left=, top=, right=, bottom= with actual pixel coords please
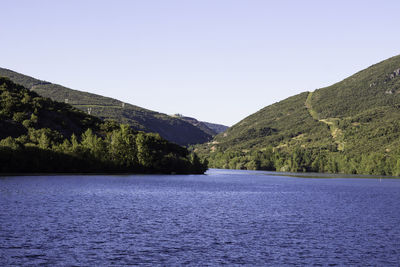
left=0, top=123, right=207, bottom=174
left=206, top=147, right=400, bottom=176
left=0, top=77, right=207, bottom=174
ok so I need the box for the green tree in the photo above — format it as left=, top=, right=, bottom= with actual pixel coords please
left=109, top=124, right=138, bottom=168
left=38, top=132, right=50, bottom=149
left=81, top=128, right=106, bottom=161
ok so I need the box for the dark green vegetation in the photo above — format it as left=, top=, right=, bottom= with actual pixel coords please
left=196, top=55, right=400, bottom=176
left=0, top=78, right=207, bottom=174
left=0, top=68, right=213, bottom=146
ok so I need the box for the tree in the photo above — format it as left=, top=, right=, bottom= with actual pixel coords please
left=81, top=129, right=106, bottom=161
left=109, top=125, right=138, bottom=168
left=38, top=132, right=50, bottom=149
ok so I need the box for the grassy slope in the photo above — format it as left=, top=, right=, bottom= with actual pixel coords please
left=200, top=92, right=332, bottom=153
left=310, top=54, right=400, bottom=155
left=197, top=54, right=400, bottom=165
left=0, top=68, right=212, bottom=146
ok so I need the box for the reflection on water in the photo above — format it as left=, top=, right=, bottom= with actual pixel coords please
left=1, top=169, right=400, bottom=265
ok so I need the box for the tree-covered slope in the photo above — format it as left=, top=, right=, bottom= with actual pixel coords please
left=0, top=68, right=212, bottom=146
left=0, top=77, right=207, bottom=174
left=197, top=55, right=400, bottom=175
left=0, top=77, right=101, bottom=140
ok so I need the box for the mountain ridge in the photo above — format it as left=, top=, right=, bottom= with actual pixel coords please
left=0, top=67, right=217, bottom=146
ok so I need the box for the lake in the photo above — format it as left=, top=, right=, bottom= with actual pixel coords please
left=1, top=169, right=400, bottom=266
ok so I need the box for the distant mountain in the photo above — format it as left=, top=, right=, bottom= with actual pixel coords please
left=202, top=121, right=229, bottom=134
left=172, top=114, right=228, bottom=136
left=197, top=54, right=400, bottom=176
left=0, top=68, right=212, bottom=146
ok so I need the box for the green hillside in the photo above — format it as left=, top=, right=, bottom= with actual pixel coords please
left=196, top=55, right=400, bottom=175
left=0, top=68, right=212, bottom=146
left=0, top=77, right=207, bottom=174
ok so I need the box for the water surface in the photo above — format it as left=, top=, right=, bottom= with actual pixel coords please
left=1, top=169, right=399, bottom=265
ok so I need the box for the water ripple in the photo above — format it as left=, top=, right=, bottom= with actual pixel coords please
left=1, top=170, right=400, bottom=265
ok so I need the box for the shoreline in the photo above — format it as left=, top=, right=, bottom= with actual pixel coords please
left=206, top=168, right=400, bottom=179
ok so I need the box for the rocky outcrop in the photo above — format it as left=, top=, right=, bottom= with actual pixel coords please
left=385, top=68, right=400, bottom=82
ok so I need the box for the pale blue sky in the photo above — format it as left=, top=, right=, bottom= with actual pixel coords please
left=1, top=0, right=400, bottom=126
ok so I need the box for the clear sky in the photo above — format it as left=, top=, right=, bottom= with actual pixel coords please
left=1, top=0, right=400, bottom=126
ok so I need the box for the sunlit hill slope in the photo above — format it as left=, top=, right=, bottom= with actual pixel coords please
left=197, top=55, right=400, bottom=175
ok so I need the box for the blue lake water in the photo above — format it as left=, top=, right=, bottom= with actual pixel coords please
left=1, top=169, right=400, bottom=266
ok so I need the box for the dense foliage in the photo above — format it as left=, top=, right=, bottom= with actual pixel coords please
left=0, top=78, right=207, bottom=174
left=204, top=146, right=400, bottom=176
left=196, top=55, right=400, bottom=176
left=0, top=68, right=213, bottom=146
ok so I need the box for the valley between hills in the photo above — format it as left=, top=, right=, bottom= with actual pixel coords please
left=1, top=54, right=400, bottom=175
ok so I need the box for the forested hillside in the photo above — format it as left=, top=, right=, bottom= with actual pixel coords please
left=196, top=55, right=400, bottom=176
left=0, top=77, right=207, bottom=174
left=0, top=68, right=212, bottom=146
